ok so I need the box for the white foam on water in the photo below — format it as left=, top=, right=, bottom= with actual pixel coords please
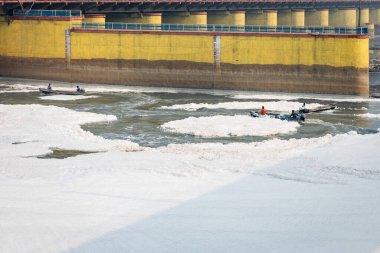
left=0, top=82, right=179, bottom=94
left=265, top=131, right=380, bottom=183
left=0, top=104, right=140, bottom=158
left=0, top=83, right=40, bottom=93
left=161, top=101, right=324, bottom=112
left=159, top=134, right=336, bottom=175
left=161, top=115, right=299, bottom=137
left=358, top=113, right=380, bottom=119
left=39, top=95, right=99, bottom=101
left=231, top=93, right=380, bottom=102
left=1, top=103, right=380, bottom=253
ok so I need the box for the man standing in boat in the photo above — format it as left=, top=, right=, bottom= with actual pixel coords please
left=47, top=83, right=52, bottom=90
left=261, top=106, right=266, bottom=116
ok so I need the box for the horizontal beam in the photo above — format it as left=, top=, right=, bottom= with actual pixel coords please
left=1, top=0, right=380, bottom=3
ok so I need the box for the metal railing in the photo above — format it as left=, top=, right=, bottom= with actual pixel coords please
left=13, top=9, right=82, bottom=17
left=73, top=22, right=369, bottom=35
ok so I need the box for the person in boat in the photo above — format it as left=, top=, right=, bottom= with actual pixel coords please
left=290, top=110, right=297, bottom=118
left=261, top=106, right=266, bottom=116
left=76, top=85, right=81, bottom=92
left=299, top=102, right=310, bottom=113
left=47, top=83, right=52, bottom=90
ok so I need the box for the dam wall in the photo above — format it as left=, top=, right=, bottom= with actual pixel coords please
left=0, top=16, right=369, bottom=95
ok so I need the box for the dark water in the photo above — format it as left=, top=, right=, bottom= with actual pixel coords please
left=1, top=77, right=380, bottom=147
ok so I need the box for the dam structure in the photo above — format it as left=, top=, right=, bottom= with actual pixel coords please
left=0, top=1, right=375, bottom=95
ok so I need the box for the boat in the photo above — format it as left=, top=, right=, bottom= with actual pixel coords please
left=39, top=88, right=85, bottom=95
left=250, top=111, right=305, bottom=122
left=299, top=103, right=336, bottom=114
left=372, top=93, right=380, bottom=98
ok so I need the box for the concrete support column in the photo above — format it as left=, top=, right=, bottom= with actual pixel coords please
left=83, top=14, right=106, bottom=24
left=142, top=13, right=162, bottom=24
left=305, top=9, right=328, bottom=27
left=329, top=8, right=357, bottom=27
left=207, top=11, right=245, bottom=26
left=358, top=8, right=369, bottom=26
left=162, top=12, right=207, bottom=25
left=189, top=12, right=207, bottom=25
left=246, top=10, right=277, bottom=26
left=291, top=9, right=305, bottom=27
left=278, top=10, right=304, bottom=27
left=230, top=11, right=245, bottom=26
left=370, top=8, right=380, bottom=24
left=266, top=10, right=278, bottom=26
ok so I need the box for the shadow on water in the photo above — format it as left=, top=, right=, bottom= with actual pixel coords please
left=36, top=148, right=98, bottom=159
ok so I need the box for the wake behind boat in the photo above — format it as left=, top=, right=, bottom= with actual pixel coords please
left=299, top=103, right=336, bottom=113
left=39, top=86, right=85, bottom=96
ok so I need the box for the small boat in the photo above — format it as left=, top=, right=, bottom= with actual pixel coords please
left=250, top=111, right=305, bottom=122
left=372, top=93, right=380, bottom=98
left=274, top=113, right=305, bottom=122
left=39, top=88, right=85, bottom=95
left=299, top=104, right=336, bottom=114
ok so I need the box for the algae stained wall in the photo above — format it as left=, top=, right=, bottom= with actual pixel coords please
left=68, top=30, right=368, bottom=95
left=0, top=18, right=74, bottom=58
left=0, top=17, right=370, bottom=95
left=0, top=17, right=80, bottom=80
left=71, top=32, right=213, bottom=64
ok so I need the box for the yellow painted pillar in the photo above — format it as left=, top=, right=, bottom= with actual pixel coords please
left=83, top=14, right=105, bottom=24
left=329, top=8, right=357, bottom=27
left=207, top=11, right=245, bottom=25
left=162, top=12, right=207, bottom=25
left=230, top=11, right=245, bottom=26
left=305, top=9, right=329, bottom=27
left=358, top=8, right=369, bottom=26
left=246, top=10, right=277, bottom=26
left=142, top=13, right=162, bottom=24
left=370, top=8, right=380, bottom=24
left=278, top=10, right=304, bottom=26
left=189, top=12, right=207, bottom=25
left=291, top=9, right=305, bottom=27
left=266, top=10, right=278, bottom=27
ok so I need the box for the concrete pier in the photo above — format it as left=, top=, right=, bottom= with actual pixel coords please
left=83, top=14, right=105, bottom=24
left=278, top=10, right=304, bottom=27
left=246, top=10, right=277, bottom=26
left=370, top=8, right=380, bottom=24
left=291, top=10, right=305, bottom=27
left=208, top=11, right=245, bottom=26
left=359, top=8, right=370, bottom=26
left=329, top=8, right=357, bottom=28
